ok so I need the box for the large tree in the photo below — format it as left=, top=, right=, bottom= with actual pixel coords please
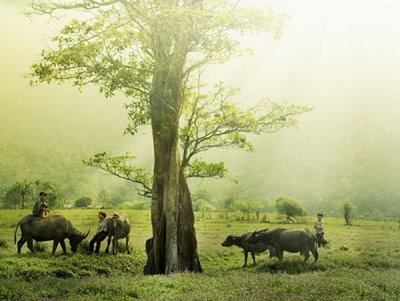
left=28, top=0, right=308, bottom=274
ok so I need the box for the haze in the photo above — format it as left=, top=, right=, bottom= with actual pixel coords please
left=1, top=0, right=400, bottom=216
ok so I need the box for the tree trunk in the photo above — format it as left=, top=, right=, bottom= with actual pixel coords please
left=144, top=60, right=201, bottom=275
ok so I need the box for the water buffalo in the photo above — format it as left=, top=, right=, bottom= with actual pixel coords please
left=105, top=215, right=131, bottom=254
left=14, top=215, right=89, bottom=255
left=248, top=228, right=318, bottom=262
left=221, top=229, right=277, bottom=267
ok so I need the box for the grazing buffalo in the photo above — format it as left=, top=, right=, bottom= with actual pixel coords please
left=248, top=228, right=318, bottom=262
left=221, top=229, right=277, bottom=267
left=105, top=215, right=131, bottom=254
left=14, top=215, right=89, bottom=255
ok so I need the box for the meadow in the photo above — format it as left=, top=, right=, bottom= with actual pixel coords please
left=0, top=209, right=399, bottom=301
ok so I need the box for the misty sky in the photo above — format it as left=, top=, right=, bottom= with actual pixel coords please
left=1, top=0, right=400, bottom=212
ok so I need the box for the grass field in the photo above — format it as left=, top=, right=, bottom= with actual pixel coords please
left=0, top=209, right=399, bottom=300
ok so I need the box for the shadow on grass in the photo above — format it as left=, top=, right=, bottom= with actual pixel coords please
left=254, top=258, right=327, bottom=274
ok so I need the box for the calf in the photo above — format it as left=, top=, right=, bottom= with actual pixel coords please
left=105, top=214, right=131, bottom=254
left=221, top=229, right=276, bottom=267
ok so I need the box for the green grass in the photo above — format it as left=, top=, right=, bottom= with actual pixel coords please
left=0, top=209, right=399, bottom=300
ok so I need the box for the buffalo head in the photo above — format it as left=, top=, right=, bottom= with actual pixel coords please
left=69, top=230, right=90, bottom=253
left=221, top=235, right=236, bottom=247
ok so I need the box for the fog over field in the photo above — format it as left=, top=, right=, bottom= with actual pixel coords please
left=1, top=0, right=400, bottom=216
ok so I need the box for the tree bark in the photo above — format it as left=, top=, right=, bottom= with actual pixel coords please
left=144, top=59, right=201, bottom=275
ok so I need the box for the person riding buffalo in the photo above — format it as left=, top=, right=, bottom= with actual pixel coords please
left=32, top=192, right=50, bottom=218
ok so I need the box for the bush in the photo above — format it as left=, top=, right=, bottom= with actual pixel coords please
left=274, top=197, right=306, bottom=223
left=337, top=200, right=356, bottom=225
left=74, top=196, right=93, bottom=208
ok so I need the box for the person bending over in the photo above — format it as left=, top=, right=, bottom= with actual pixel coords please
left=89, top=211, right=109, bottom=253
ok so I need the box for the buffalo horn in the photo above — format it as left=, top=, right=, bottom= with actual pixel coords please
left=81, top=230, right=90, bottom=239
left=254, top=228, right=269, bottom=235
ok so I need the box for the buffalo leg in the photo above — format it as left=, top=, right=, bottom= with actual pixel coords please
left=277, top=248, right=283, bottom=261
left=126, top=236, right=131, bottom=254
left=303, top=250, right=310, bottom=262
left=311, top=247, right=319, bottom=262
left=27, top=238, right=35, bottom=253
left=112, top=237, right=118, bottom=255
left=17, top=238, right=26, bottom=254
left=251, top=252, right=256, bottom=265
left=60, top=240, right=67, bottom=255
left=243, top=251, right=248, bottom=267
left=52, top=240, right=59, bottom=255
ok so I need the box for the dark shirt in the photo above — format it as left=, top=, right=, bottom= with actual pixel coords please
left=32, top=200, right=48, bottom=217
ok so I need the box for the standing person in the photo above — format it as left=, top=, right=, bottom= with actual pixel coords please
left=314, top=213, right=327, bottom=247
left=89, top=212, right=109, bottom=253
left=32, top=192, right=49, bottom=218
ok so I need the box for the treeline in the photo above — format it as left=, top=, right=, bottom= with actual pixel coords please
left=0, top=134, right=138, bottom=208
left=1, top=179, right=62, bottom=209
left=0, top=177, right=381, bottom=224
left=192, top=191, right=380, bottom=223
left=1, top=133, right=399, bottom=220
left=0, top=179, right=145, bottom=210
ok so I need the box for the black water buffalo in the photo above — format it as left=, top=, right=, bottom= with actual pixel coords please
left=105, top=215, right=131, bottom=254
left=248, top=228, right=318, bottom=262
left=221, top=229, right=276, bottom=267
left=14, top=215, right=89, bottom=255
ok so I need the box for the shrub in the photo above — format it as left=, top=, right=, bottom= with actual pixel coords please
left=337, top=200, right=356, bottom=225
left=74, top=196, right=93, bottom=208
left=274, top=197, right=306, bottom=223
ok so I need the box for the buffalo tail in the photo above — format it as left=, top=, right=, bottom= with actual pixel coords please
left=14, top=220, right=20, bottom=244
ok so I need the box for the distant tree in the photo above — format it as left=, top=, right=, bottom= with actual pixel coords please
left=275, top=197, right=306, bottom=223
left=109, top=193, right=124, bottom=208
left=98, top=189, right=109, bottom=205
left=2, top=180, right=33, bottom=209
left=74, top=196, right=92, bottom=208
left=233, top=200, right=262, bottom=221
left=337, top=200, right=356, bottom=225
left=2, top=186, right=20, bottom=209
left=222, top=197, right=236, bottom=211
